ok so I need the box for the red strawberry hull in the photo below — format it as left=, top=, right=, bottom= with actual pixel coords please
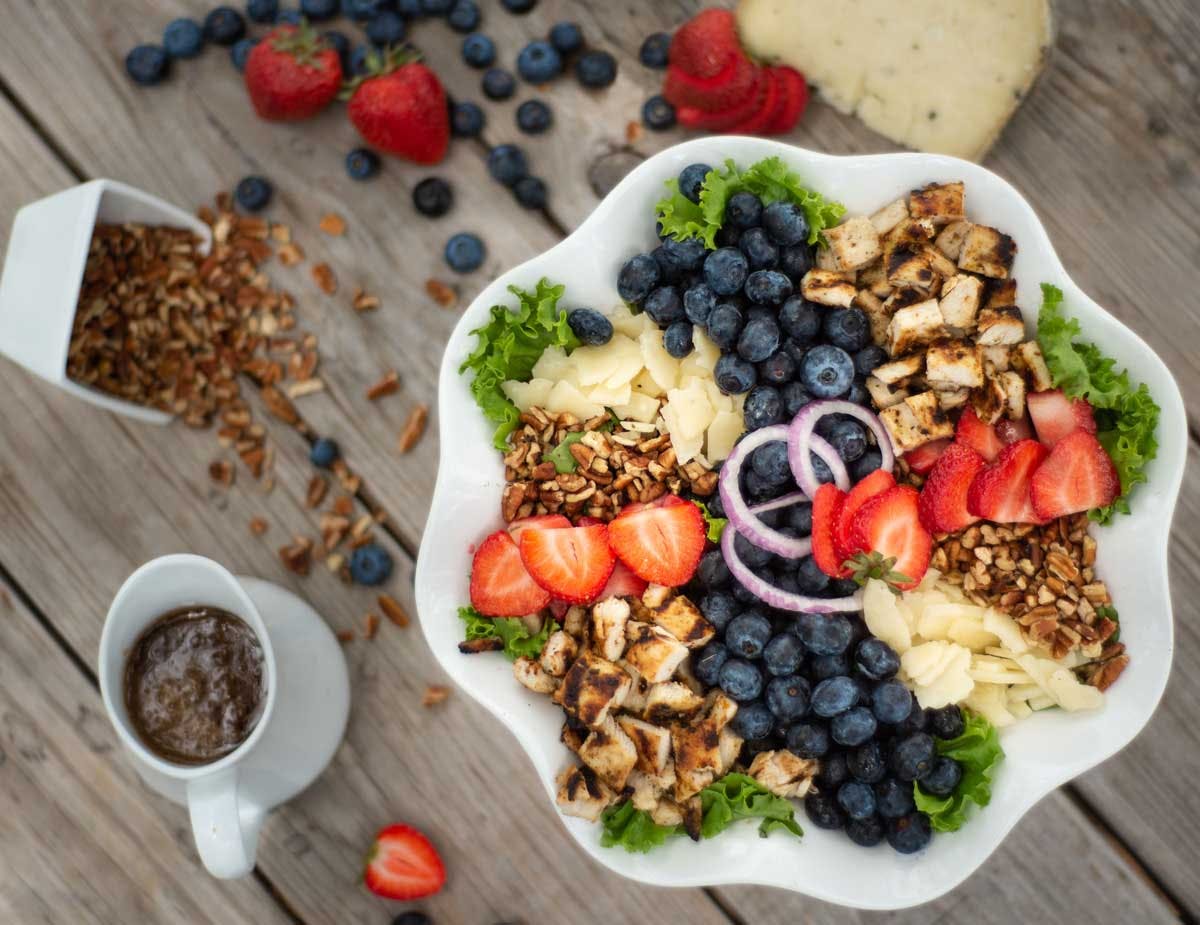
left=348, top=63, right=450, bottom=164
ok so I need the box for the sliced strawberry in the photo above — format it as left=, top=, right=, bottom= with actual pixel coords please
left=1030, top=430, right=1120, bottom=520
left=469, top=530, right=551, bottom=617
left=363, top=824, right=445, bottom=901
left=918, top=443, right=986, bottom=534
left=597, top=559, right=649, bottom=600
left=763, top=66, right=808, bottom=134
left=995, top=415, right=1034, bottom=445
left=835, top=469, right=895, bottom=560
left=727, top=68, right=781, bottom=135
left=607, top=494, right=706, bottom=587
left=903, top=437, right=952, bottom=476
left=675, top=71, right=767, bottom=131
left=519, top=525, right=616, bottom=604
left=507, top=514, right=571, bottom=544
left=848, top=486, right=931, bottom=591
left=955, top=407, right=1004, bottom=462
left=1027, top=389, right=1097, bottom=448
left=966, top=439, right=1049, bottom=524
left=668, top=8, right=743, bottom=79
left=663, top=56, right=760, bottom=113
left=811, top=483, right=850, bottom=578
left=575, top=515, right=606, bottom=527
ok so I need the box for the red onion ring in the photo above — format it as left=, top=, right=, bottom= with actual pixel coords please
left=749, top=492, right=808, bottom=515
left=721, top=521, right=863, bottom=614
left=718, top=426, right=813, bottom=558
left=788, top=400, right=894, bottom=497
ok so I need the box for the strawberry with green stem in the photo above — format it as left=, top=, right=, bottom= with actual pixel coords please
left=244, top=22, right=342, bottom=121
left=343, top=46, right=449, bottom=165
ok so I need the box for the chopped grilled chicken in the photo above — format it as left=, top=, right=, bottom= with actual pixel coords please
left=641, top=584, right=672, bottom=609
left=648, top=596, right=715, bottom=649
left=883, top=286, right=930, bottom=314
left=556, top=764, right=615, bottom=822
left=816, top=243, right=841, bottom=271
left=623, top=622, right=689, bottom=683
left=617, top=715, right=673, bottom=775
left=671, top=691, right=740, bottom=801
left=563, top=605, right=589, bottom=640
left=883, top=217, right=936, bottom=262
left=935, top=220, right=971, bottom=261
left=682, top=796, right=704, bottom=842
left=906, top=390, right=955, bottom=440
left=1012, top=341, right=1053, bottom=391
left=937, top=274, right=984, bottom=331
left=925, top=340, right=984, bottom=390
left=880, top=391, right=955, bottom=452
left=591, top=597, right=630, bottom=661
left=975, top=306, right=1026, bottom=346
left=578, top=714, right=638, bottom=791
left=923, top=245, right=958, bottom=282
left=980, top=344, right=1011, bottom=373
left=872, top=353, right=924, bottom=385
left=540, top=630, right=579, bottom=677
left=618, top=659, right=651, bottom=714
left=673, top=654, right=705, bottom=696
left=869, top=198, right=909, bottom=235
left=625, top=769, right=664, bottom=811
left=983, top=277, right=1018, bottom=310
left=823, top=216, right=883, bottom=270
left=865, top=375, right=910, bottom=409
left=717, top=726, right=743, bottom=775
left=650, top=799, right=685, bottom=828
left=747, top=749, right=819, bottom=799
left=458, top=636, right=504, bottom=655
left=958, top=224, right=1016, bottom=278
left=800, top=269, right=857, bottom=307
left=909, top=181, right=965, bottom=225
left=855, top=289, right=892, bottom=346
left=514, top=656, right=560, bottom=695
left=999, top=370, right=1027, bottom=419
left=702, top=690, right=740, bottom=730
left=887, top=300, right=945, bottom=356
left=561, top=722, right=586, bottom=755
left=970, top=369, right=1008, bottom=425
left=858, top=260, right=892, bottom=299
left=558, top=651, right=631, bottom=728
left=886, top=248, right=938, bottom=293
left=934, top=387, right=970, bottom=410
left=644, top=681, right=705, bottom=724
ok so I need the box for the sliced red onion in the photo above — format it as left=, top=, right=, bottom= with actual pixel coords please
left=718, top=425, right=813, bottom=558
left=788, top=400, right=894, bottom=496
left=749, top=491, right=808, bottom=515
left=721, top=522, right=863, bottom=614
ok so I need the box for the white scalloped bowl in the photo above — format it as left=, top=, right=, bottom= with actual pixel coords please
left=415, top=137, right=1185, bottom=910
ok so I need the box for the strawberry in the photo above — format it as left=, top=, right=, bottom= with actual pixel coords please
left=1030, top=430, right=1120, bottom=519
left=903, top=437, right=952, bottom=476
left=764, top=66, right=809, bottom=134
left=918, top=443, right=986, bottom=534
left=469, top=530, right=550, bottom=617
left=727, top=67, right=781, bottom=135
left=244, top=23, right=342, bottom=121
left=811, top=483, right=849, bottom=578
left=606, top=495, right=705, bottom=587
left=663, top=55, right=760, bottom=113
left=834, top=469, right=895, bottom=560
left=519, top=525, right=616, bottom=604
left=598, top=560, right=649, bottom=601
left=363, top=824, right=445, bottom=901
left=966, top=439, right=1049, bottom=524
left=848, top=486, right=931, bottom=591
left=1027, top=389, right=1097, bottom=448
left=668, top=9, right=744, bottom=79
left=346, top=49, right=449, bottom=164
left=675, top=74, right=767, bottom=131
left=995, top=415, right=1034, bottom=445
left=575, top=516, right=606, bottom=527
left=507, top=514, right=570, bottom=543
left=955, top=407, right=1004, bottom=462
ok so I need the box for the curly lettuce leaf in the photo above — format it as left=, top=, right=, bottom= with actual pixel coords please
left=457, top=606, right=559, bottom=661
left=700, top=773, right=804, bottom=840
left=1036, top=284, right=1161, bottom=522
left=458, top=279, right=578, bottom=450
left=694, top=500, right=727, bottom=543
left=913, top=712, right=1004, bottom=832
left=600, top=801, right=680, bottom=853
left=655, top=157, right=845, bottom=249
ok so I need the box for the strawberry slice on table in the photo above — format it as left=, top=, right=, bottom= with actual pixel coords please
left=995, top=415, right=1035, bottom=445
left=1030, top=430, right=1121, bottom=519
left=727, top=67, right=781, bottom=135
left=507, top=514, right=571, bottom=543
left=763, top=66, right=809, bottom=134
left=606, top=495, right=705, bottom=587
left=663, top=55, right=760, bottom=113
left=345, top=48, right=449, bottom=164
left=519, top=524, right=616, bottom=604
left=811, top=483, right=850, bottom=578
left=668, top=8, right=745, bottom=79
left=966, top=439, right=1049, bottom=524
left=955, top=407, right=1004, bottom=462
left=598, top=560, right=649, bottom=600
left=834, top=469, right=895, bottom=560
left=470, top=530, right=551, bottom=617
left=903, top=437, right=952, bottom=476
left=1027, top=389, right=1097, bottom=448
left=363, top=824, right=445, bottom=901
left=918, top=443, right=987, bottom=534
left=848, top=485, right=931, bottom=591
left=244, top=23, right=343, bottom=121
left=676, top=73, right=767, bottom=131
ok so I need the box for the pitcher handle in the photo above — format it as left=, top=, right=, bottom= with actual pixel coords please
left=187, top=768, right=264, bottom=879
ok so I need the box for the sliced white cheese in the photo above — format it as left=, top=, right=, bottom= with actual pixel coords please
left=501, top=378, right=554, bottom=412
left=705, top=410, right=744, bottom=463
left=611, top=392, right=660, bottom=424
left=545, top=380, right=604, bottom=421
left=631, top=368, right=666, bottom=399
left=639, top=329, right=680, bottom=393
left=532, top=345, right=571, bottom=382
left=610, top=304, right=654, bottom=339
left=586, top=381, right=632, bottom=408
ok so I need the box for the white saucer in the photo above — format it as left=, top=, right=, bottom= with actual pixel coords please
left=131, top=577, right=350, bottom=812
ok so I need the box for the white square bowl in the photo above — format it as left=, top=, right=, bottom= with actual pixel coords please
left=0, top=178, right=212, bottom=423
left=415, top=137, right=1186, bottom=910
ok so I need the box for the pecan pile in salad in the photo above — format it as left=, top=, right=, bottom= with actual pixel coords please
left=456, top=157, right=1160, bottom=855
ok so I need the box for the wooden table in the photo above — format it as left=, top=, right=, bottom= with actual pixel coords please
left=0, top=1, right=1196, bottom=922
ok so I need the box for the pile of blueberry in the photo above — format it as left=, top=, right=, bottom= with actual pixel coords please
left=690, top=558, right=963, bottom=853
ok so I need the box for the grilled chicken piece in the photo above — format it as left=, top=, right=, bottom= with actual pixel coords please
left=623, top=622, right=689, bottom=683
left=800, top=269, right=856, bottom=308
left=617, top=715, right=673, bottom=775
left=858, top=260, right=892, bottom=300
left=869, top=198, right=909, bottom=236
left=458, top=636, right=504, bottom=654
left=887, top=300, right=945, bottom=356
left=866, top=375, right=910, bottom=409
left=625, top=769, right=664, bottom=811
left=558, top=651, right=631, bottom=728
left=681, top=796, right=704, bottom=842
left=958, top=224, right=1016, bottom=279
left=673, top=654, right=705, bottom=696
left=925, top=340, right=984, bottom=390
left=923, top=246, right=958, bottom=282
left=934, top=388, right=970, bottom=410
left=650, top=799, right=685, bottom=828
left=855, top=289, right=892, bottom=346
left=641, top=584, right=672, bottom=609
left=886, top=248, right=938, bottom=293
left=717, top=726, right=743, bottom=775
left=644, top=681, right=705, bottom=724
left=823, top=216, right=882, bottom=271
left=591, top=597, right=630, bottom=661
left=872, top=353, right=924, bottom=385
left=703, top=690, right=740, bottom=730
left=1011, top=341, right=1053, bottom=391
left=935, top=220, right=971, bottom=261
left=883, top=217, right=936, bottom=261
left=648, top=596, right=715, bottom=649
left=980, top=344, right=1011, bottom=373
left=747, top=749, right=819, bottom=799
left=908, top=181, right=965, bottom=225
left=975, top=306, right=1025, bottom=346
left=999, top=370, right=1027, bottom=419
left=983, top=277, right=1018, bottom=310
left=561, top=722, right=586, bottom=755
left=970, top=370, right=1008, bottom=425
left=514, top=656, right=560, bottom=695
left=563, top=605, right=589, bottom=640
left=671, top=691, right=740, bottom=802
left=556, top=764, right=615, bottom=822
left=578, top=715, right=638, bottom=790
left=880, top=391, right=955, bottom=452
left=540, top=630, right=578, bottom=678
left=618, top=660, right=651, bottom=714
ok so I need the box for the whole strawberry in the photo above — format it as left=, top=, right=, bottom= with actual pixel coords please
left=244, top=23, right=342, bottom=121
left=345, top=48, right=449, bottom=165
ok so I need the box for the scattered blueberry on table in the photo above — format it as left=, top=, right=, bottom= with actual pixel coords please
left=321, top=29, right=352, bottom=70
left=421, top=0, right=455, bottom=13
left=461, top=32, right=496, bottom=68
left=482, top=67, right=515, bottom=100
left=300, top=0, right=340, bottom=21
left=163, top=18, right=204, bottom=59
left=548, top=21, right=582, bottom=55
left=309, top=437, right=340, bottom=468
left=203, top=7, right=246, bottom=45
left=575, top=49, right=616, bottom=87
left=125, top=45, right=170, bottom=85
left=450, top=100, right=485, bottom=136
left=642, top=95, right=676, bottom=131
left=366, top=11, right=406, bottom=46
left=513, top=176, right=547, bottom=209
left=234, top=176, right=273, bottom=212
left=500, top=0, right=536, bottom=13
left=246, top=0, right=280, bottom=24
left=276, top=10, right=304, bottom=25
left=349, top=543, right=394, bottom=586
left=345, top=147, right=381, bottom=180
left=516, top=40, right=562, bottom=83
left=412, top=177, right=453, bottom=217
left=342, top=0, right=385, bottom=20
left=230, top=37, right=259, bottom=71
left=446, top=0, right=480, bottom=32
left=515, top=99, right=552, bottom=134
left=639, top=31, right=671, bottom=68
left=486, top=144, right=528, bottom=187
left=444, top=232, right=485, bottom=273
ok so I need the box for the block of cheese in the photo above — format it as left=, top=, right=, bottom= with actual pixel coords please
left=736, top=0, right=1052, bottom=160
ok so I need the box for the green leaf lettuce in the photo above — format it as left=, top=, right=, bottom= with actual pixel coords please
left=457, top=606, right=559, bottom=662
left=913, top=712, right=1004, bottom=832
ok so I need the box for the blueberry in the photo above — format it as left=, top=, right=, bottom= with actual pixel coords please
left=800, top=344, right=855, bottom=399
left=517, top=40, right=562, bottom=83
left=699, top=591, right=738, bottom=631
left=855, top=638, right=901, bottom=681
left=662, top=321, right=694, bottom=358
left=726, top=611, right=773, bottom=659
left=451, top=100, right=485, bottom=136
left=125, top=45, right=170, bottom=85
left=761, top=633, right=803, bottom=677
left=342, top=0, right=383, bottom=19
left=322, top=30, right=351, bottom=70
left=731, top=700, right=775, bottom=740
left=743, top=469, right=779, bottom=502
left=823, top=307, right=870, bottom=352
left=642, top=95, right=676, bottom=131
left=349, top=44, right=374, bottom=75
left=743, top=270, right=793, bottom=306
left=246, top=0, right=280, bottom=23
left=928, top=705, right=965, bottom=740
left=844, top=742, right=885, bottom=785
left=345, top=148, right=381, bottom=180
left=750, top=441, right=790, bottom=488
left=367, top=12, right=405, bottom=45
left=810, top=453, right=835, bottom=486
left=805, top=792, right=845, bottom=830
left=765, top=675, right=810, bottom=723
left=850, top=447, right=884, bottom=482
left=854, top=345, right=889, bottom=379
left=725, top=191, right=763, bottom=229
left=651, top=246, right=684, bottom=285
left=762, top=201, right=810, bottom=246
left=575, top=49, right=617, bottom=87
left=847, top=379, right=871, bottom=407
left=737, top=318, right=782, bottom=365
left=757, top=350, right=796, bottom=387
left=895, top=702, right=930, bottom=738
left=732, top=534, right=773, bottom=574
left=638, top=31, right=670, bottom=68
left=807, top=654, right=847, bottom=683
left=392, top=912, right=432, bottom=925
left=731, top=580, right=759, bottom=606
left=677, top=163, right=712, bottom=203
left=204, top=7, right=246, bottom=45
left=235, top=176, right=273, bottom=212
left=230, top=37, right=258, bottom=70
left=875, top=777, right=916, bottom=819
left=718, top=658, right=763, bottom=702
left=837, top=780, right=877, bottom=820
left=462, top=32, right=496, bottom=68
left=832, top=707, right=877, bottom=747
left=704, top=303, right=744, bottom=349
left=781, top=721, right=825, bottom=758
left=412, top=177, right=453, bottom=217
left=714, top=354, right=756, bottom=395
left=811, top=675, right=859, bottom=718
left=779, top=296, right=820, bottom=343
left=275, top=8, right=303, bottom=23
left=798, top=612, right=853, bottom=656
left=715, top=225, right=742, bottom=248
left=787, top=502, right=813, bottom=536
left=501, top=0, right=536, bottom=11
left=309, top=437, right=340, bottom=468
left=487, top=144, right=528, bottom=187
left=779, top=383, right=810, bottom=419
left=163, top=18, right=205, bottom=58
left=421, top=0, right=454, bottom=11
left=349, top=543, right=393, bottom=585
left=617, top=254, right=660, bottom=304
left=887, top=813, right=932, bottom=854
left=683, top=284, right=718, bottom=326
left=447, top=0, right=480, bottom=31
left=695, top=642, right=730, bottom=688
left=736, top=388, right=781, bottom=436
left=301, top=0, right=340, bottom=20
left=795, top=556, right=830, bottom=595
left=919, top=757, right=962, bottom=798
left=444, top=232, right=485, bottom=273
left=697, top=550, right=731, bottom=589
left=846, top=815, right=885, bottom=847
left=738, top=228, right=778, bottom=270
left=550, top=21, right=584, bottom=55
left=515, top=99, right=553, bottom=134
left=482, top=67, right=516, bottom=99
left=819, top=417, right=866, bottom=464
left=871, top=680, right=913, bottom=726
left=661, top=236, right=707, bottom=274
left=779, top=244, right=815, bottom=280
left=892, top=733, right=937, bottom=782
left=705, top=491, right=726, bottom=519
left=557, top=310, right=611, bottom=350
left=816, top=750, right=849, bottom=789
left=643, top=287, right=683, bottom=325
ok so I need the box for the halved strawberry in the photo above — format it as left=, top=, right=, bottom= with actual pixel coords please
left=663, top=55, right=760, bottom=113
left=1027, top=389, right=1097, bottom=448
left=575, top=515, right=605, bottom=527
left=607, top=494, right=705, bottom=587
left=597, top=559, right=649, bottom=600
left=668, top=8, right=744, bottom=79
left=955, top=407, right=1004, bottom=462
left=1030, top=430, right=1120, bottom=520
left=727, top=68, right=781, bottom=135
left=519, top=524, right=616, bottom=604
left=364, top=824, right=445, bottom=901
left=507, top=513, right=571, bottom=543
left=995, top=415, right=1034, bottom=445
left=903, top=437, right=952, bottom=476
left=835, top=469, right=895, bottom=560
left=918, top=443, right=986, bottom=534
left=763, top=66, right=808, bottom=134
left=811, top=482, right=849, bottom=578
left=676, top=71, right=767, bottom=131
left=966, top=439, right=1049, bottom=524
left=848, top=485, right=931, bottom=591
left=469, top=530, right=551, bottom=617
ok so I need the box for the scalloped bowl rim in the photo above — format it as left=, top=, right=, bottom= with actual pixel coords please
left=415, top=137, right=1185, bottom=910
